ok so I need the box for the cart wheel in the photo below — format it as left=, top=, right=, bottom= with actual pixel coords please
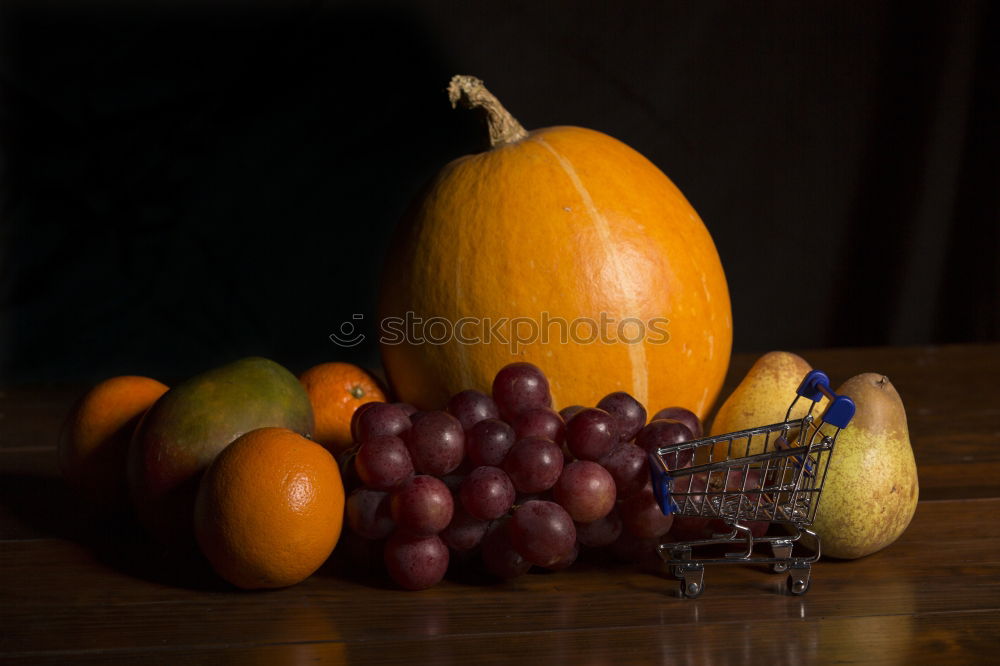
left=682, top=580, right=703, bottom=598
left=772, top=562, right=789, bottom=574
left=788, top=577, right=811, bottom=595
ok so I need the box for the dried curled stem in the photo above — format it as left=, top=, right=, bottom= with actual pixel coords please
left=448, top=75, right=529, bottom=147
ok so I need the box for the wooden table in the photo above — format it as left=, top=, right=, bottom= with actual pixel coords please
left=3, top=345, right=999, bottom=663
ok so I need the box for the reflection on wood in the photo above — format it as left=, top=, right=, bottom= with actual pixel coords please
left=2, top=344, right=999, bottom=662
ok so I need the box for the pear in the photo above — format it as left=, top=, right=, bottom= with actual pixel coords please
left=811, top=373, right=918, bottom=559
left=709, top=351, right=828, bottom=459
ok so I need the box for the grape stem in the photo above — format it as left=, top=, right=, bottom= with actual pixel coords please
left=448, top=75, right=529, bottom=148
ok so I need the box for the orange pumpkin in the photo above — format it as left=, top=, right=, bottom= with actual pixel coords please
left=378, top=76, right=731, bottom=421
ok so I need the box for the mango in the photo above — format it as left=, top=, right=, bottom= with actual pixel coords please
left=127, top=357, right=314, bottom=546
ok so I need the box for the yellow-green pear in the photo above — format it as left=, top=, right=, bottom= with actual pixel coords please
left=709, top=351, right=827, bottom=459
left=813, top=373, right=918, bottom=559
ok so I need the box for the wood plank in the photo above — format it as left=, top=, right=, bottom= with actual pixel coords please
left=1, top=344, right=998, bottom=661
left=0, top=385, right=79, bottom=450
left=2, top=499, right=997, bottom=656
left=6, top=610, right=995, bottom=665
left=2, top=556, right=998, bottom=662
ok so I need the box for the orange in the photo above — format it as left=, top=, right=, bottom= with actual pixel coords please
left=299, top=362, right=385, bottom=452
left=57, top=375, right=169, bottom=509
left=193, top=427, right=345, bottom=589
left=378, top=76, right=731, bottom=421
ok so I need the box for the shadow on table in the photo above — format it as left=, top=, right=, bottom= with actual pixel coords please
left=318, top=531, right=518, bottom=591
left=0, top=472, right=227, bottom=592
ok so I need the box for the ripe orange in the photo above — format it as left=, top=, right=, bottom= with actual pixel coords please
left=57, top=375, right=169, bottom=509
left=194, top=427, right=345, bottom=589
left=299, top=362, right=385, bottom=452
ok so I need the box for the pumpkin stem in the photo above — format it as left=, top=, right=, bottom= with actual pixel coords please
left=448, top=75, right=529, bottom=147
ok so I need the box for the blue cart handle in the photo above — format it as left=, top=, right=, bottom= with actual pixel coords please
left=795, top=370, right=855, bottom=429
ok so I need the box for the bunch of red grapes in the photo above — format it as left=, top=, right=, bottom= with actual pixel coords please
left=341, top=362, right=710, bottom=590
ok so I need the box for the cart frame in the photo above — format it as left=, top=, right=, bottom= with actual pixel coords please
left=649, top=370, right=855, bottom=597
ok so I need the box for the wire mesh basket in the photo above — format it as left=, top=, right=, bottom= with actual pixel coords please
left=649, top=370, right=855, bottom=597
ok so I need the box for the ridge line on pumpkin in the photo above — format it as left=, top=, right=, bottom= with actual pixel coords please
left=532, top=135, right=650, bottom=409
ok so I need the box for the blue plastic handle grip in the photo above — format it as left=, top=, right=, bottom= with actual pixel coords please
left=796, top=370, right=831, bottom=402
left=795, top=369, right=856, bottom=429
left=823, top=395, right=856, bottom=429
left=649, top=455, right=676, bottom=516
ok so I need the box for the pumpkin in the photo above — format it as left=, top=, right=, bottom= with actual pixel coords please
left=378, top=75, right=731, bottom=421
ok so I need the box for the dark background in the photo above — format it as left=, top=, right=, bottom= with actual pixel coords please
left=1, top=0, right=997, bottom=385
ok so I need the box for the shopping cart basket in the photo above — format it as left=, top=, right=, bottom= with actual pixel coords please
left=649, top=370, right=855, bottom=597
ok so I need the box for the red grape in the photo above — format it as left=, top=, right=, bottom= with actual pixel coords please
left=440, top=473, right=465, bottom=495
left=635, top=419, right=693, bottom=460
left=513, top=407, right=566, bottom=444
left=597, top=392, right=647, bottom=441
left=661, top=471, right=729, bottom=541
left=514, top=491, right=550, bottom=505
left=354, top=435, right=414, bottom=490
left=668, top=516, right=714, bottom=541
left=740, top=520, right=769, bottom=538
left=545, top=542, right=580, bottom=571
left=668, top=471, right=712, bottom=518
left=576, top=507, right=623, bottom=548
left=481, top=519, right=532, bottom=579
left=559, top=405, right=585, bottom=422
left=355, top=403, right=412, bottom=442
left=390, top=475, right=454, bottom=536
left=714, top=467, right=768, bottom=537
left=405, top=410, right=465, bottom=476
left=503, top=436, right=564, bottom=494
left=441, top=506, right=490, bottom=551
left=620, top=483, right=675, bottom=538
left=337, top=448, right=364, bottom=493
left=466, top=418, right=516, bottom=467
left=394, top=402, right=419, bottom=417
left=599, top=442, right=649, bottom=499
left=652, top=406, right=703, bottom=439
left=350, top=401, right=379, bottom=442
left=552, top=460, right=616, bottom=523
left=668, top=467, right=768, bottom=539
left=408, top=410, right=432, bottom=424
left=508, top=500, right=576, bottom=567
left=447, top=389, right=500, bottom=430
left=565, top=407, right=616, bottom=461
left=492, top=362, right=552, bottom=421
left=660, top=448, right=695, bottom=472
left=345, top=487, right=394, bottom=540
left=459, top=466, right=516, bottom=521
left=610, top=530, right=663, bottom=570
left=384, top=532, right=449, bottom=590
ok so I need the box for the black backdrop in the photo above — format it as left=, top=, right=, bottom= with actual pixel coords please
left=1, top=0, right=997, bottom=385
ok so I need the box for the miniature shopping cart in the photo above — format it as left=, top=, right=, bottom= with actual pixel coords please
left=649, top=370, right=855, bottom=598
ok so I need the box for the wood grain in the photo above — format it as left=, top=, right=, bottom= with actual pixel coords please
left=1, top=344, right=998, bottom=663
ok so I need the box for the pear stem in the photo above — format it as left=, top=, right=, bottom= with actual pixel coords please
left=448, top=75, right=528, bottom=147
